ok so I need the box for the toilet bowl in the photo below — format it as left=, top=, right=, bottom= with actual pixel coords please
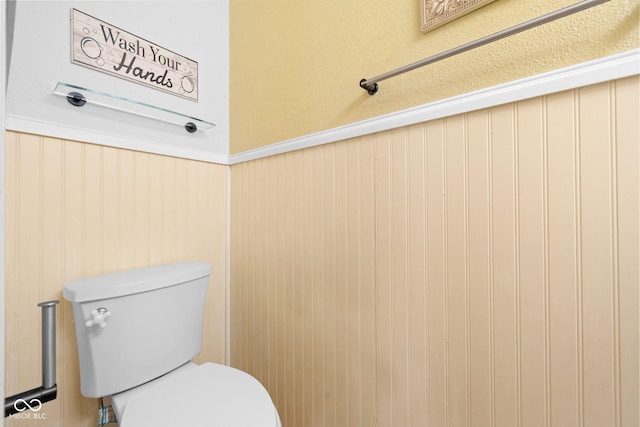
left=63, top=262, right=280, bottom=427
left=111, top=363, right=281, bottom=427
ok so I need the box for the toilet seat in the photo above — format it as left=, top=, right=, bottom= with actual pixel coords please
left=114, top=362, right=280, bottom=427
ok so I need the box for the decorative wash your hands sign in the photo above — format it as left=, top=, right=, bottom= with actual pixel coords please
left=71, top=9, right=198, bottom=101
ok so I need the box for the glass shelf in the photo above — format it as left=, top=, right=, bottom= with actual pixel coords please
left=53, top=82, right=215, bottom=132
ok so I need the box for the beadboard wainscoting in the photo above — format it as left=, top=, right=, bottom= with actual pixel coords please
left=5, top=132, right=228, bottom=427
left=230, top=76, right=639, bottom=427
left=4, top=74, right=638, bottom=427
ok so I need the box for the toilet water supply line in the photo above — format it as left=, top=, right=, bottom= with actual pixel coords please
left=5, top=300, right=60, bottom=417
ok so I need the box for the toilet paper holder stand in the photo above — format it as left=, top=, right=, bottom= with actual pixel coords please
left=4, top=300, right=59, bottom=417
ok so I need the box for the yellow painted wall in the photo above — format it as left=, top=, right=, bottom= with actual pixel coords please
left=4, top=132, right=228, bottom=427
left=230, top=0, right=639, bottom=153
left=230, top=76, right=639, bottom=426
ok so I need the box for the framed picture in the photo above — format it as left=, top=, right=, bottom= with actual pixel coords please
left=421, top=0, right=498, bottom=33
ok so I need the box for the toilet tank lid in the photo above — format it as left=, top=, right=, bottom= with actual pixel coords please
left=63, top=262, right=212, bottom=302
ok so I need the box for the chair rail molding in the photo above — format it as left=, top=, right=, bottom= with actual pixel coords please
left=229, top=49, right=640, bottom=165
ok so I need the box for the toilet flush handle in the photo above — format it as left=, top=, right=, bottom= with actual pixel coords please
left=85, top=308, right=111, bottom=328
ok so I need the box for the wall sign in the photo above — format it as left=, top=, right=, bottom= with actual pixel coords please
left=71, top=9, right=198, bottom=101
left=421, top=0, right=498, bottom=33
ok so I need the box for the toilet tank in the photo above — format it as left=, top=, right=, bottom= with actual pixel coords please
left=63, top=262, right=212, bottom=398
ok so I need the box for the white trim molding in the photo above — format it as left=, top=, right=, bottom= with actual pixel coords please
left=5, top=50, right=639, bottom=166
left=228, top=49, right=640, bottom=165
left=5, top=115, right=229, bottom=165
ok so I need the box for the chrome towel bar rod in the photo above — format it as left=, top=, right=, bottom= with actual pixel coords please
left=359, top=0, right=610, bottom=95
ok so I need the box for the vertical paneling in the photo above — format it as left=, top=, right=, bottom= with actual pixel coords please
left=62, top=138, right=86, bottom=427
left=389, top=128, right=409, bottom=427
left=516, top=98, right=547, bottom=427
left=5, top=134, right=228, bottom=427
left=579, top=82, right=617, bottom=427
left=301, top=150, right=314, bottom=426
left=358, top=138, right=377, bottom=427
left=41, top=137, right=65, bottom=425
left=491, top=103, right=519, bottom=427
left=322, top=145, right=337, bottom=427
left=546, top=88, right=581, bottom=427
left=425, top=118, right=447, bottom=427
left=445, top=114, right=468, bottom=427
left=311, top=149, right=325, bottom=426
left=615, top=76, right=639, bottom=427
left=344, top=140, right=362, bottom=427
left=406, top=123, right=427, bottom=427
left=467, top=109, right=493, bottom=427
left=333, top=142, right=347, bottom=427
left=230, top=76, right=639, bottom=427
left=292, top=149, right=306, bottom=427
left=374, top=132, right=392, bottom=426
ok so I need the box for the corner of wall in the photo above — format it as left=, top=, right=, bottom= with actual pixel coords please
left=1, top=1, right=7, bottom=424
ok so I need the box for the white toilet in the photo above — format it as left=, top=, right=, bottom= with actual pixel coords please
left=63, top=262, right=281, bottom=427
